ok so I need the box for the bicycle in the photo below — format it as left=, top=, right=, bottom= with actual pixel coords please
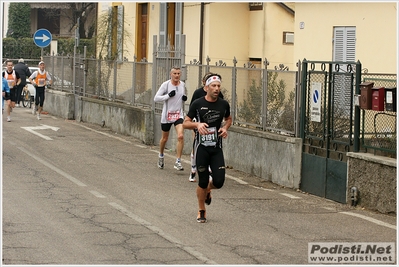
left=21, top=85, right=33, bottom=108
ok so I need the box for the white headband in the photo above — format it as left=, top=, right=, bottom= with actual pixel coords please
left=205, top=75, right=221, bottom=86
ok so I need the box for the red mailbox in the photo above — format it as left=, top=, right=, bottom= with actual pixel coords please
left=372, top=87, right=385, bottom=111
left=360, top=82, right=374, bottom=109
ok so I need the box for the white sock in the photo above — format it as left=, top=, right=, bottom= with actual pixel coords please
left=191, top=153, right=196, bottom=173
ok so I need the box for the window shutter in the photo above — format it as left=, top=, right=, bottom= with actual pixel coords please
left=333, top=26, right=356, bottom=116
left=175, top=3, right=183, bottom=49
left=159, top=3, right=167, bottom=46
left=346, top=28, right=356, bottom=61
left=333, top=28, right=344, bottom=61
left=333, top=26, right=356, bottom=61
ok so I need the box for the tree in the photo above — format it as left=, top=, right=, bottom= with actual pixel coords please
left=238, top=71, right=295, bottom=132
left=7, top=3, right=31, bottom=38
left=43, top=3, right=97, bottom=39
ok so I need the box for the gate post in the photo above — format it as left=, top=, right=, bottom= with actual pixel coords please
left=299, top=59, right=308, bottom=139
left=353, top=60, right=362, bottom=152
left=132, top=55, right=136, bottom=104
left=231, top=57, right=237, bottom=122
left=261, top=58, right=269, bottom=131
left=151, top=35, right=157, bottom=111
left=295, top=60, right=301, bottom=137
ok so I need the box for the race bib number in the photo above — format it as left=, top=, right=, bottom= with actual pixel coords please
left=167, top=110, right=180, bottom=121
left=7, top=79, right=15, bottom=88
left=38, top=78, right=46, bottom=87
left=200, top=127, right=217, bottom=147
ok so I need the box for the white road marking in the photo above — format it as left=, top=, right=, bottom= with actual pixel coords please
left=339, top=211, right=396, bottom=230
left=280, top=193, right=301, bottom=199
left=21, top=124, right=59, bottom=141
left=250, top=185, right=274, bottom=192
left=17, top=146, right=87, bottom=187
left=70, top=122, right=397, bottom=232
left=89, top=190, right=106, bottom=198
left=73, top=123, right=133, bottom=144
left=109, top=202, right=218, bottom=265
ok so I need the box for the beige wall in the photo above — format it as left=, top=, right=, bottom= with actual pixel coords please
left=251, top=3, right=295, bottom=70
left=294, top=2, right=397, bottom=73
left=147, top=2, right=159, bottom=61
left=182, top=2, right=201, bottom=62
left=204, top=3, right=250, bottom=66
left=97, top=2, right=296, bottom=69
left=121, top=3, right=137, bottom=61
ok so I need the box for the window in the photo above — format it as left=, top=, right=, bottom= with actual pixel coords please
left=283, top=32, right=294, bottom=45
left=332, top=26, right=356, bottom=116
left=159, top=3, right=183, bottom=48
left=249, top=3, right=263, bottom=11
left=333, top=26, right=356, bottom=62
left=37, top=9, right=60, bottom=35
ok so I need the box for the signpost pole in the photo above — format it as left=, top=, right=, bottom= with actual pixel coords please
left=33, top=29, right=52, bottom=61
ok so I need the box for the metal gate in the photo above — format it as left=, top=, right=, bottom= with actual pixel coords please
left=151, top=34, right=186, bottom=111
left=299, top=60, right=361, bottom=203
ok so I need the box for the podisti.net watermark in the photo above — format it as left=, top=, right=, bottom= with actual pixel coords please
left=308, top=242, right=395, bottom=264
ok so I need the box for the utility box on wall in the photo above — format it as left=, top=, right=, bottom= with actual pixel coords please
left=372, top=87, right=385, bottom=111
left=360, top=82, right=374, bottom=109
left=385, top=87, right=396, bottom=112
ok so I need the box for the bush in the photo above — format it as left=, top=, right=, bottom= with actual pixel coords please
left=2, top=37, right=96, bottom=59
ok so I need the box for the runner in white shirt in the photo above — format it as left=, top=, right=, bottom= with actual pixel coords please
left=154, top=66, right=188, bottom=171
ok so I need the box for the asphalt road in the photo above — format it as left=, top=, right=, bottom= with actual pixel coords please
left=2, top=107, right=397, bottom=265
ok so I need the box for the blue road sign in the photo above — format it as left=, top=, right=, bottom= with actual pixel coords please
left=33, top=29, right=52, bottom=48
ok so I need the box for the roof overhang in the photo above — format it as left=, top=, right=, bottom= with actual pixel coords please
left=29, top=3, right=70, bottom=9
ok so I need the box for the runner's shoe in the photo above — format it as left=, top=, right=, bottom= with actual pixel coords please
left=37, top=114, right=41, bottom=120
left=205, top=190, right=212, bottom=205
left=7, top=116, right=11, bottom=122
left=174, top=161, right=184, bottom=171
left=189, top=172, right=196, bottom=182
left=158, top=157, right=164, bottom=169
left=197, top=210, right=207, bottom=223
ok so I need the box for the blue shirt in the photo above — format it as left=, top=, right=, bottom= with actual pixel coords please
left=2, top=77, right=10, bottom=108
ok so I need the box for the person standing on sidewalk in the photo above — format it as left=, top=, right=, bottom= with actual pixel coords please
left=154, top=66, right=188, bottom=171
left=14, top=58, right=32, bottom=107
left=29, top=61, right=52, bottom=120
left=188, top=72, right=224, bottom=182
left=183, top=74, right=232, bottom=223
left=2, top=60, right=21, bottom=122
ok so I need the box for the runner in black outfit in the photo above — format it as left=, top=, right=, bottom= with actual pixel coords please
left=188, top=72, right=224, bottom=182
left=183, top=74, right=232, bottom=223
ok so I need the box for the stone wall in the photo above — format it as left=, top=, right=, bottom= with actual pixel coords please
left=347, top=152, right=396, bottom=214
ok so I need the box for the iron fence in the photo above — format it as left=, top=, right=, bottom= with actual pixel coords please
left=40, top=54, right=396, bottom=157
left=42, top=54, right=299, bottom=136
left=359, top=73, right=397, bottom=157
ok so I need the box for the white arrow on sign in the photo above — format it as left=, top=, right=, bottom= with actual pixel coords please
left=34, top=34, right=50, bottom=42
left=21, top=124, right=60, bottom=141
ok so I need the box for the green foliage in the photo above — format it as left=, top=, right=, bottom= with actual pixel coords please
left=2, top=38, right=45, bottom=59
left=57, top=38, right=96, bottom=57
left=238, top=79, right=262, bottom=124
left=238, top=71, right=295, bottom=132
left=2, top=37, right=95, bottom=59
left=96, top=8, right=132, bottom=60
left=267, top=71, right=286, bottom=128
left=8, top=3, right=31, bottom=38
